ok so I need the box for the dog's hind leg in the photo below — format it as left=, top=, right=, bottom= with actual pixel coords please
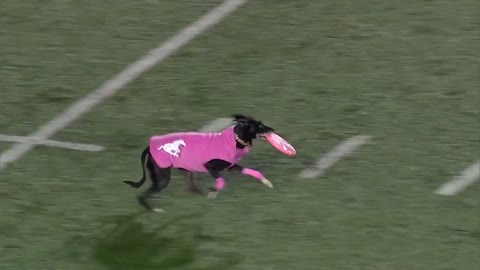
left=137, top=187, right=157, bottom=211
left=138, top=156, right=171, bottom=212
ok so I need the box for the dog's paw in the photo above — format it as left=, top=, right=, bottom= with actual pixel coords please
left=261, top=178, right=273, bottom=188
left=207, top=188, right=218, bottom=199
left=152, top=208, right=164, bottom=213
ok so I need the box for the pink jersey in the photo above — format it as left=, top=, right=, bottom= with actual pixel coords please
left=149, top=126, right=250, bottom=172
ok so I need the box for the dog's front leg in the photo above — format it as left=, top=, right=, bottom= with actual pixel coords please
left=178, top=169, right=202, bottom=194
left=204, top=159, right=232, bottom=199
left=186, top=171, right=203, bottom=194
left=229, top=164, right=273, bottom=188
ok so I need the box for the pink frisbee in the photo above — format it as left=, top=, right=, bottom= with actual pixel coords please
left=265, top=132, right=296, bottom=156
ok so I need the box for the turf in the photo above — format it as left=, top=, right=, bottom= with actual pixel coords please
left=1, top=0, right=479, bottom=269
left=0, top=0, right=219, bottom=135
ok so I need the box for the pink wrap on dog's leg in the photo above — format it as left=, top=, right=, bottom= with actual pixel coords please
left=215, top=177, right=226, bottom=191
left=241, top=168, right=265, bottom=181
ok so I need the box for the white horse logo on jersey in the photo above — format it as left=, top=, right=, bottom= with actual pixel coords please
left=157, top=139, right=186, bottom=158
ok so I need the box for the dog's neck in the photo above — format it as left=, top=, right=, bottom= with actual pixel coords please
left=233, top=125, right=252, bottom=149
left=234, top=133, right=251, bottom=149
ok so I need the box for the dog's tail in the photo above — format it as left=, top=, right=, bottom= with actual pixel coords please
left=123, top=146, right=150, bottom=189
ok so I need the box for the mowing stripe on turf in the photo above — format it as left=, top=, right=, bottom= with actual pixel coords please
left=435, top=161, right=480, bottom=196
left=0, top=0, right=248, bottom=169
left=198, top=118, right=234, bottom=132
left=0, top=134, right=104, bottom=152
left=299, top=135, right=371, bottom=179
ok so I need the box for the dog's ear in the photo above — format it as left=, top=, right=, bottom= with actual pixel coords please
left=232, top=114, right=250, bottom=123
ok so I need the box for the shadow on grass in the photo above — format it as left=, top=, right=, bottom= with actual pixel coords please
left=90, top=211, right=242, bottom=270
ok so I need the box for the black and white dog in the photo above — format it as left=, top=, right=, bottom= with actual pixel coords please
left=124, top=114, right=275, bottom=212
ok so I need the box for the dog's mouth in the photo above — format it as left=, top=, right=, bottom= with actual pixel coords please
left=257, top=132, right=272, bottom=139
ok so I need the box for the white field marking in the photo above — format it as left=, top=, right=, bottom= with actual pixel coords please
left=299, top=135, right=372, bottom=178
left=0, top=134, right=104, bottom=152
left=435, top=161, right=480, bottom=196
left=0, top=134, right=104, bottom=169
left=198, top=118, right=234, bottom=132
left=0, top=0, right=248, bottom=170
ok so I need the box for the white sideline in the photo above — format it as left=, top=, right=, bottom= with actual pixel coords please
left=0, top=134, right=104, bottom=152
left=435, top=161, right=480, bottom=196
left=0, top=0, right=248, bottom=170
left=299, top=135, right=371, bottom=178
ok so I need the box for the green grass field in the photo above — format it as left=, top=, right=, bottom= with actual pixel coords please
left=1, top=0, right=479, bottom=269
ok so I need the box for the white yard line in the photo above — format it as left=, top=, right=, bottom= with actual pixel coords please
left=0, top=134, right=104, bottom=152
left=198, top=118, right=234, bottom=132
left=0, top=0, right=247, bottom=169
left=435, top=161, right=480, bottom=196
left=299, top=135, right=371, bottom=179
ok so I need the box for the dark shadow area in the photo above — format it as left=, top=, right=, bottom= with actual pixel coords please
left=89, top=211, right=243, bottom=270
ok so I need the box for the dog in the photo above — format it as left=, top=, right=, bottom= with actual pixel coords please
left=123, top=114, right=275, bottom=212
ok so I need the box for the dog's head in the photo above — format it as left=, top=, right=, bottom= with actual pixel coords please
left=232, top=114, right=274, bottom=147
